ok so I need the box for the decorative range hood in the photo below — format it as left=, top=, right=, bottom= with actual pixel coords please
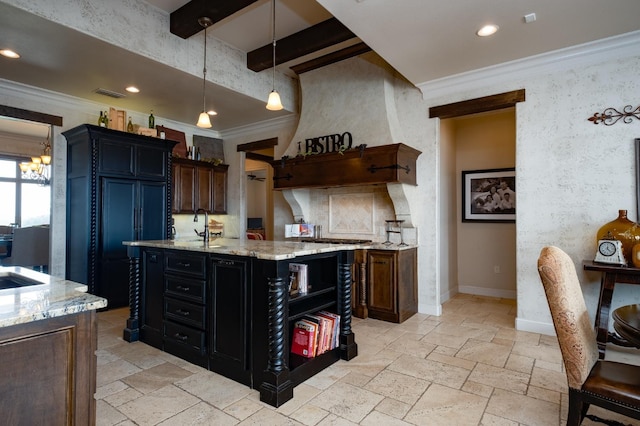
left=269, top=143, right=421, bottom=190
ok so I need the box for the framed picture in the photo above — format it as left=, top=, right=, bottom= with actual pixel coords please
left=462, top=168, right=515, bottom=223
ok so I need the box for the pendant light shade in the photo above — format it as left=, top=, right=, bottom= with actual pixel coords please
left=197, top=17, right=213, bottom=128
left=266, top=0, right=283, bottom=111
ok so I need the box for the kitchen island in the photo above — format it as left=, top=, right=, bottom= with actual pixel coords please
left=122, top=238, right=358, bottom=407
left=0, top=266, right=107, bottom=425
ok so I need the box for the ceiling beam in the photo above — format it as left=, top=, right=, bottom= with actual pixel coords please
left=291, top=42, right=371, bottom=75
left=247, top=18, right=357, bottom=72
left=170, top=0, right=259, bottom=39
left=429, top=89, right=526, bottom=119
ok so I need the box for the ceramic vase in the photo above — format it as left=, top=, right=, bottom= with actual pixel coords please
left=597, top=209, right=640, bottom=266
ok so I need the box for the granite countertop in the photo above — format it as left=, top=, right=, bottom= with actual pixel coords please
left=0, top=266, right=108, bottom=328
left=124, top=238, right=364, bottom=260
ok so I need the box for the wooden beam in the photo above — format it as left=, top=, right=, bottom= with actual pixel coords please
left=247, top=18, right=357, bottom=72
left=237, top=137, right=278, bottom=152
left=429, top=89, right=526, bottom=119
left=291, top=42, right=371, bottom=74
left=0, top=105, right=63, bottom=126
left=170, top=0, right=259, bottom=39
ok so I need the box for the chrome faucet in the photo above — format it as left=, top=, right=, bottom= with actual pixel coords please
left=193, top=209, right=210, bottom=243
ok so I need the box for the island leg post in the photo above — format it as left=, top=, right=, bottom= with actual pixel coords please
left=339, top=251, right=358, bottom=360
left=123, top=246, right=141, bottom=342
left=259, top=275, right=293, bottom=407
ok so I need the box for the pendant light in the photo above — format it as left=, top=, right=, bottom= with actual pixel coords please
left=266, top=0, right=283, bottom=111
left=197, top=17, right=213, bottom=128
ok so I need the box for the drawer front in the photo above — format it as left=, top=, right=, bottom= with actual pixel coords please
left=165, top=276, right=206, bottom=303
left=163, top=321, right=205, bottom=352
left=164, top=297, right=205, bottom=329
left=165, top=252, right=207, bottom=278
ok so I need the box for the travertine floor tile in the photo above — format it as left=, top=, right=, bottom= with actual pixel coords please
left=311, top=382, right=384, bottom=423
left=117, top=384, right=200, bottom=426
left=486, top=388, right=560, bottom=426
left=387, top=354, right=470, bottom=389
left=360, top=410, right=412, bottom=426
left=456, top=339, right=512, bottom=368
left=103, top=386, right=143, bottom=407
left=238, top=407, right=304, bottom=425
left=315, top=413, right=359, bottom=426
left=404, top=383, right=487, bottom=426
left=467, top=363, right=530, bottom=394
left=374, top=397, right=412, bottom=419
left=96, top=400, right=127, bottom=426
left=504, top=353, right=534, bottom=374
left=480, top=412, right=519, bottom=425
left=175, top=371, right=253, bottom=410
left=223, top=397, right=264, bottom=421
left=97, top=359, right=142, bottom=387
left=289, top=404, right=331, bottom=426
left=529, top=366, right=567, bottom=393
left=122, top=362, right=194, bottom=394
left=276, top=383, right=322, bottom=416
left=364, top=369, right=429, bottom=405
left=157, top=401, right=238, bottom=425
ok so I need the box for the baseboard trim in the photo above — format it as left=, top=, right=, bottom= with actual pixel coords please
left=458, top=285, right=516, bottom=300
left=516, top=317, right=555, bottom=336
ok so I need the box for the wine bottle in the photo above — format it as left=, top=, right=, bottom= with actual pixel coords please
left=103, top=111, right=109, bottom=128
left=127, top=117, right=134, bottom=133
left=98, top=111, right=104, bottom=127
left=148, top=110, right=155, bottom=129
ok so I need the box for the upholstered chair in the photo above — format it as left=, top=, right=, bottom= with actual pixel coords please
left=537, top=246, right=640, bottom=425
left=2, top=225, right=49, bottom=271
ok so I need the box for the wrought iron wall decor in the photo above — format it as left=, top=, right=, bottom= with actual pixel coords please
left=588, top=104, right=640, bottom=126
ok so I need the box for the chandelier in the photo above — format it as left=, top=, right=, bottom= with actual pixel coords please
left=19, top=129, right=51, bottom=185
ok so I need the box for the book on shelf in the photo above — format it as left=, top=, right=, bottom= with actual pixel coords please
left=318, top=310, right=340, bottom=350
left=290, top=319, right=318, bottom=358
left=289, top=263, right=308, bottom=296
left=304, top=314, right=332, bottom=355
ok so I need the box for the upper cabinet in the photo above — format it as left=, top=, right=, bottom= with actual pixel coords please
left=172, top=158, right=228, bottom=214
left=269, top=143, right=421, bottom=190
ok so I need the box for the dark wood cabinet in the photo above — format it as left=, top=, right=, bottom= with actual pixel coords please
left=125, top=246, right=357, bottom=407
left=172, top=158, right=228, bottom=214
left=0, top=311, right=98, bottom=425
left=162, top=250, right=208, bottom=368
left=366, top=248, right=417, bottom=323
left=270, top=143, right=421, bottom=190
left=209, top=255, right=250, bottom=385
left=64, top=124, right=176, bottom=308
left=140, top=249, right=164, bottom=348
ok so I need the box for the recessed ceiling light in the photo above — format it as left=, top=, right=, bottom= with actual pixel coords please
left=207, top=110, right=217, bottom=116
left=0, top=49, right=20, bottom=59
left=125, top=86, right=140, bottom=93
left=476, top=24, right=499, bottom=37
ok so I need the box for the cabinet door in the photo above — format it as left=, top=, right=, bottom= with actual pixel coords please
left=137, top=145, right=167, bottom=179
left=367, top=250, right=397, bottom=319
left=139, top=181, right=167, bottom=241
left=210, top=256, right=250, bottom=385
left=176, top=163, right=196, bottom=213
left=212, top=167, right=227, bottom=214
left=196, top=166, right=213, bottom=212
left=98, top=139, right=134, bottom=176
left=141, top=249, right=164, bottom=348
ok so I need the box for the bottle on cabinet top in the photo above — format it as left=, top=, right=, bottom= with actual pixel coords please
left=148, top=110, right=155, bottom=129
left=98, top=111, right=104, bottom=127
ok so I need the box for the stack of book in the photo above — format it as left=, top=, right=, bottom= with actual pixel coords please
left=290, top=311, right=340, bottom=358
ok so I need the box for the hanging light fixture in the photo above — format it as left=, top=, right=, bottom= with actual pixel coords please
left=197, top=17, right=213, bottom=128
left=266, top=0, right=283, bottom=111
left=19, top=127, right=52, bottom=185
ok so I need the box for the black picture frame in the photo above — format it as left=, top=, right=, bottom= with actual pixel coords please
left=462, top=168, right=516, bottom=223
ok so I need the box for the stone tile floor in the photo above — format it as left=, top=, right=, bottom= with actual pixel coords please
left=95, top=294, right=640, bottom=425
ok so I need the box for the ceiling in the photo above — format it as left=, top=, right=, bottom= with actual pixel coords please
left=1, top=0, right=639, bottom=136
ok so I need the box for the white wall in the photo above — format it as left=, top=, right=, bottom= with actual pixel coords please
left=422, top=33, right=640, bottom=334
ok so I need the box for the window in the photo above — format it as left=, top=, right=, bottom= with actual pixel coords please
left=0, top=157, right=50, bottom=228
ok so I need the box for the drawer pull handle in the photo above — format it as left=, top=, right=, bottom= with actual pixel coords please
left=217, top=260, right=234, bottom=265
left=373, top=261, right=387, bottom=264
left=174, top=332, right=188, bottom=342
left=175, top=309, right=190, bottom=316
left=176, top=285, right=190, bottom=292
left=177, top=262, right=191, bottom=267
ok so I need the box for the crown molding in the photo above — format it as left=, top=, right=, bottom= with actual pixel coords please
left=219, top=113, right=298, bottom=140
left=418, top=30, right=640, bottom=101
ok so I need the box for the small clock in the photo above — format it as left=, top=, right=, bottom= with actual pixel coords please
left=594, top=238, right=626, bottom=265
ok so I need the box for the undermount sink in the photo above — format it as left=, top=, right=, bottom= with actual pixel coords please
left=0, top=272, right=45, bottom=290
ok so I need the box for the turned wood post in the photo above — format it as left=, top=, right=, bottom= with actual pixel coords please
left=338, top=250, right=358, bottom=360
left=123, top=246, right=141, bottom=342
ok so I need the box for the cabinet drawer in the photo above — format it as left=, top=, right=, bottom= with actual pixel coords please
left=165, top=252, right=207, bottom=278
left=165, top=276, right=206, bottom=303
left=163, top=321, right=205, bottom=352
left=164, top=297, right=205, bottom=329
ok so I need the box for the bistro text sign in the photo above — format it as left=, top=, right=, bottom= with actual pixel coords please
left=301, top=132, right=353, bottom=155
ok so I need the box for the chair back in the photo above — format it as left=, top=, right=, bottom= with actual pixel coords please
left=537, top=246, right=599, bottom=389
left=2, top=225, right=50, bottom=268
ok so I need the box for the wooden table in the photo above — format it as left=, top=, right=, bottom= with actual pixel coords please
left=583, top=261, right=640, bottom=358
left=612, top=304, right=640, bottom=348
